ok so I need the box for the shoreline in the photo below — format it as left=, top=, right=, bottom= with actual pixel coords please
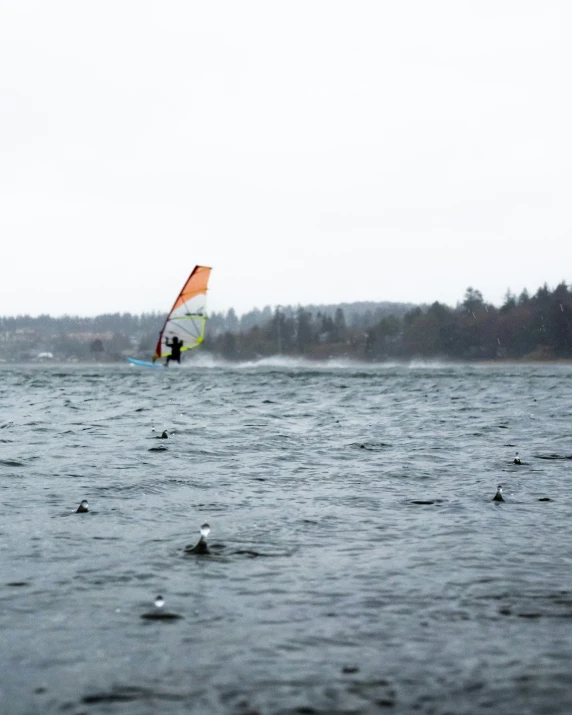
left=4, top=356, right=572, bottom=368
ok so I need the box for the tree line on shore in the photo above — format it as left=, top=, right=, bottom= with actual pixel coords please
left=1, top=282, right=571, bottom=361
left=208, top=283, right=572, bottom=361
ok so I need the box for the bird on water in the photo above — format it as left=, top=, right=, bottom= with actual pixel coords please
left=185, top=523, right=211, bottom=554
left=140, top=595, right=182, bottom=620
left=492, top=485, right=504, bottom=502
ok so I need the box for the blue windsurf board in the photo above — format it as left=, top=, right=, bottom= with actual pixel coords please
left=127, top=357, right=164, bottom=369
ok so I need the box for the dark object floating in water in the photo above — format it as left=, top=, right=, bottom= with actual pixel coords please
left=185, top=523, right=211, bottom=554
left=140, top=595, right=182, bottom=621
left=513, top=452, right=521, bottom=465
left=76, top=500, right=89, bottom=513
left=517, top=612, right=542, bottom=619
left=160, top=430, right=168, bottom=439
left=82, top=686, right=152, bottom=704
left=538, top=497, right=552, bottom=502
left=358, top=442, right=392, bottom=450
left=6, top=581, right=29, bottom=587
left=148, top=445, right=167, bottom=452
left=342, top=665, right=360, bottom=674
left=492, top=485, right=504, bottom=502
left=410, top=500, right=436, bottom=505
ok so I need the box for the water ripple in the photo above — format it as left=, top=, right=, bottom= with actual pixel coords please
left=1, top=362, right=572, bottom=714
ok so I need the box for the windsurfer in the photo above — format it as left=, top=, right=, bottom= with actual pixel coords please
left=165, top=336, right=183, bottom=365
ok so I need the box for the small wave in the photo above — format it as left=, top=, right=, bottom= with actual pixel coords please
left=185, top=355, right=414, bottom=371
left=534, top=453, right=572, bottom=460
left=82, top=685, right=184, bottom=705
left=353, top=442, right=392, bottom=450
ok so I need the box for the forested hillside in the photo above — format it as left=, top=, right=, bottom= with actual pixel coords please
left=1, top=283, right=571, bottom=362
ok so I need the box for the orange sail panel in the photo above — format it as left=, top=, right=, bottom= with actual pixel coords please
left=153, top=266, right=212, bottom=362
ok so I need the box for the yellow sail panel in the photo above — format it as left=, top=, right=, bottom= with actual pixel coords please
left=153, top=266, right=212, bottom=362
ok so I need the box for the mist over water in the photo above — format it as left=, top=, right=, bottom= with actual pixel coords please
left=1, top=361, right=572, bottom=714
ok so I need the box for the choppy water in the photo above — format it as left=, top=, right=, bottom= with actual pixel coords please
left=1, top=360, right=572, bottom=715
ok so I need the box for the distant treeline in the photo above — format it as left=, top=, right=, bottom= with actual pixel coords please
left=0, top=301, right=413, bottom=361
left=369, top=283, right=572, bottom=361
left=1, top=284, right=571, bottom=361
left=206, top=283, right=572, bottom=361
left=208, top=300, right=414, bottom=335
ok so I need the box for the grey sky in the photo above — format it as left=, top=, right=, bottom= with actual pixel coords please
left=1, top=1, right=571, bottom=316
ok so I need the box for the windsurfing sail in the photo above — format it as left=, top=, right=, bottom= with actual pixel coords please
left=153, top=266, right=212, bottom=363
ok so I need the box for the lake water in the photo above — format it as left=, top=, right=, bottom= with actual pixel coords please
left=1, top=360, right=572, bottom=715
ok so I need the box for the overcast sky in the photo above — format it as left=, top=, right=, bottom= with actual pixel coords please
left=1, top=1, right=571, bottom=317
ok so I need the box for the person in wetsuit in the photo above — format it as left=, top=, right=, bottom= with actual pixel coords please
left=165, top=336, right=184, bottom=366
